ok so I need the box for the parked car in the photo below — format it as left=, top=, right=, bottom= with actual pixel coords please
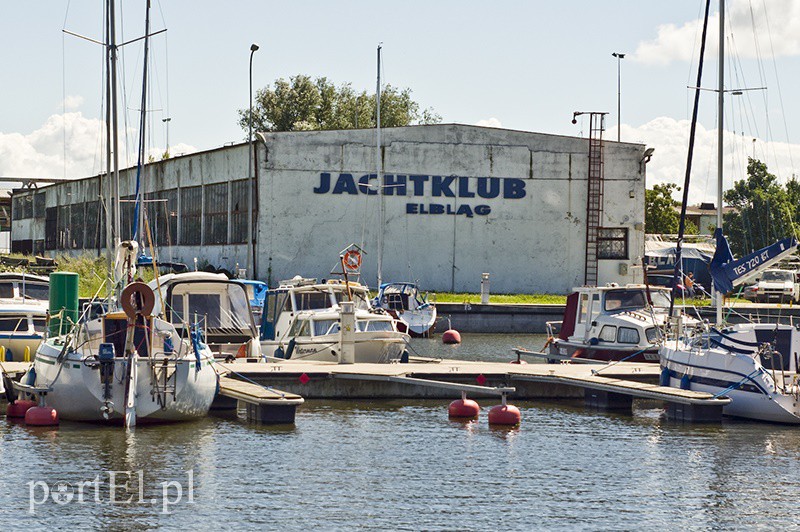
left=743, top=269, right=800, bottom=303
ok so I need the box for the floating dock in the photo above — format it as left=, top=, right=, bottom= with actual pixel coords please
left=220, top=358, right=730, bottom=421
left=214, top=375, right=304, bottom=424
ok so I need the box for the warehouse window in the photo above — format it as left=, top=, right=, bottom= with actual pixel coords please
left=147, top=189, right=177, bottom=248
left=70, top=203, right=85, bottom=249
left=204, top=182, right=228, bottom=245
left=33, top=192, right=45, bottom=219
left=84, top=201, right=105, bottom=250
left=45, top=207, right=57, bottom=250
left=230, top=179, right=251, bottom=244
left=180, top=186, right=202, bottom=245
left=12, top=194, right=33, bottom=220
left=56, top=205, right=70, bottom=250
left=598, top=227, right=628, bottom=259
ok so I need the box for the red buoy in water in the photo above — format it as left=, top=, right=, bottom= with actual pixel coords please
left=488, top=397, right=521, bottom=426
left=448, top=394, right=480, bottom=419
left=442, top=329, right=461, bottom=344
left=6, top=399, right=36, bottom=418
left=25, top=406, right=59, bottom=426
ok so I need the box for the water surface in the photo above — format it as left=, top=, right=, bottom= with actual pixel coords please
left=2, top=334, right=799, bottom=530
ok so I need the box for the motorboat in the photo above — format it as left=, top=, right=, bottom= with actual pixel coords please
left=151, top=272, right=262, bottom=361
left=260, top=277, right=410, bottom=363
left=372, top=282, right=437, bottom=337
left=545, top=284, right=695, bottom=363
left=661, top=323, right=800, bottom=424
left=239, top=279, right=268, bottom=328
left=0, top=273, right=49, bottom=361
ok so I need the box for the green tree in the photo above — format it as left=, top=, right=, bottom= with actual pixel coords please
left=723, top=158, right=793, bottom=256
left=239, top=74, right=441, bottom=133
left=645, top=183, right=698, bottom=235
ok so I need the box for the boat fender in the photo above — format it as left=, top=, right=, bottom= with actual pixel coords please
left=589, top=337, right=599, bottom=346
left=285, top=338, right=296, bottom=359
left=26, top=367, right=37, bottom=387
left=5, top=347, right=13, bottom=362
left=275, top=346, right=285, bottom=359
left=680, top=374, right=691, bottom=390
left=400, top=350, right=409, bottom=363
left=163, top=336, right=174, bottom=355
left=659, top=367, right=670, bottom=387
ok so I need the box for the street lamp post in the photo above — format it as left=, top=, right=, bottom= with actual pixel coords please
left=612, top=52, right=625, bottom=142
left=247, top=43, right=259, bottom=279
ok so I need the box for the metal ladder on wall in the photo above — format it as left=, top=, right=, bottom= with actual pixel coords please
left=583, top=112, right=607, bottom=286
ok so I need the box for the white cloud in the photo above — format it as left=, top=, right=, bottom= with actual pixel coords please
left=475, top=117, right=503, bottom=128
left=614, top=117, right=800, bottom=205
left=0, top=112, right=197, bottom=189
left=61, top=95, right=84, bottom=111
left=633, top=0, right=800, bottom=65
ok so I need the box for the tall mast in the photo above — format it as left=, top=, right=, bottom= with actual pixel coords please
left=109, top=0, right=121, bottom=252
left=133, top=0, right=152, bottom=243
left=715, top=0, right=725, bottom=324
left=376, top=44, right=383, bottom=289
left=104, top=1, right=113, bottom=265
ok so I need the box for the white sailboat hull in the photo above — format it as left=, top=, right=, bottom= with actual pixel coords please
left=30, top=339, right=217, bottom=423
left=661, top=340, right=800, bottom=424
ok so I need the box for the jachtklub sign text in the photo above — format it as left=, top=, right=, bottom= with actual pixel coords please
left=313, top=173, right=526, bottom=218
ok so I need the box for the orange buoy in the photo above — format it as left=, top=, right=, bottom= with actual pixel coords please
left=448, top=393, right=480, bottom=419
left=442, top=329, right=461, bottom=344
left=6, top=399, right=37, bottom=418
left=25, top=406, right=59, bottom=426
left=488, top=395, right=521, bottom=426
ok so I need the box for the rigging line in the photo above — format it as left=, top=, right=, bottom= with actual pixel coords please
left=747, top=0, right=779, bottom=177
left=156, top=0, right=170, bottom=135
left=760, top=0, right=795, bottom=173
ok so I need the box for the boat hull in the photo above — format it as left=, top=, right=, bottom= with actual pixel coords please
left=389, top=307, right=437, bottom=338
left=29, top=340, right=217, bottom=423
left=549, top=339, right=659, bottom=363
left=660, top=344, right=800, bottom=424
left=262, top=332, right=408, bottom=363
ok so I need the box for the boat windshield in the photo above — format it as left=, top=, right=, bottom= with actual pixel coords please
left=294, top=290, right=333, bottom=311
left=169, top=281, right=254, bottom=334
left=648, top=289, right=672, bottom=308
left=604, top=289, right=647, bottom=311
left=356, top=320, right=394, bottom=332
left=21, top=283, right=49, bottom=301
left=762, top=270, right=793, bottom=282
left=312, top=319, right=340, bottom=336
left=333, top=289, right=371, bottom=310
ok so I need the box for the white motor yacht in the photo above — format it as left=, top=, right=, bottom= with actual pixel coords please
left=261, top=277, right=409, bottom=363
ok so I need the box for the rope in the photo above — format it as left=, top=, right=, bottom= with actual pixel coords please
left=591, top=344, right=658, bottom=375
left=711, top=368, right=762, bottom=398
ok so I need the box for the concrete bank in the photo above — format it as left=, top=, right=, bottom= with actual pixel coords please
left=434, top=302, right=800, bottom=334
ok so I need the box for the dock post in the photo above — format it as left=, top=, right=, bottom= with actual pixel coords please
left=480, top=273, right=490, bottom=305
left=339, top=301, right=355, bottom=364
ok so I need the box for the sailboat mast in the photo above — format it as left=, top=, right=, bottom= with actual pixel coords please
left=109, top=0, right=121, bottom=251
left=716, top=0, right=725, bottom=324
left=134, top=0, right=152, bottom=243
left=104, top=2, right=113, bottom=265
left=376, top=44, right=383, bottom=289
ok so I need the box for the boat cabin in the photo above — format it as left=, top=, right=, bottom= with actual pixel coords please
left=260, top=278, right=376, bottom=341
left=559, top=284, right=670, bottom=345
left=0, top=273, right=49, bottom=302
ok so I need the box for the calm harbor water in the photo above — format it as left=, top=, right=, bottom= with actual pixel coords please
left=3, top=334, right=800, bottom=530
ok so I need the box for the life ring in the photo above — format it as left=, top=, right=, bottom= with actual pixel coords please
left=121, top=282, right=156, bottom=319
left=343, top=250, right=362, bottom=271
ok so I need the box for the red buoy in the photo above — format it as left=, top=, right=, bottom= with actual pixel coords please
left=442, top=329, right=461, bottom=344
left=448, top=395, right=480, bottom=419
left=25, top=406, right=59, bottom=426
left=6, top=399, right=36, bottom=418
left=488, top=401, right=521, bottom=426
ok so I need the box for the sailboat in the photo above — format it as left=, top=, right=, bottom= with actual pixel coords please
left=659, top=0, right=800, bottom=424
left=368, top=44, right=438, bottom=337
left=20, top=0, right=217, bottom=425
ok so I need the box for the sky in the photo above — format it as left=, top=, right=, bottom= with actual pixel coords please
left=2, top=0, right=800, bottom=205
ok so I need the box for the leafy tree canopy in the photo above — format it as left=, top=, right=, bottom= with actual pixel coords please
left=238, top=74, right=441, bottom=133
left=645, top=183, right=698, bottom=235
left=723, top=158, right=796, bottom=256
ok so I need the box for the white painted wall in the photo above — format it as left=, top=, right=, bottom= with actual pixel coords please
left=11, top=124, right=648, bottom=294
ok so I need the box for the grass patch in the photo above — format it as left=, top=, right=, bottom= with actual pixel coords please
left=431, top=292, right=567, bottom=304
